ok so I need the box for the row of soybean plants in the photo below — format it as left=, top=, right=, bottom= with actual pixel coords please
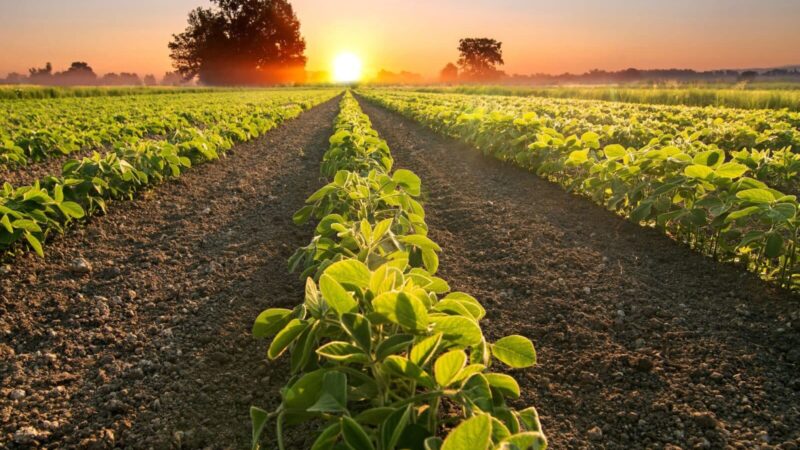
left=378, top=89, right=800, bottom=194
left=0, top=89, right=339, bottom=258
left=0, top=89, right=334, bottom=166
left=251, top=91, right=546, bottom=450
left=358, top=89, right=798, bottom=289
left=415, top=84, right=800, bottom=112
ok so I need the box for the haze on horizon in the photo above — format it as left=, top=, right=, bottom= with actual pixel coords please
left=0, top=0, right=798, bottom=79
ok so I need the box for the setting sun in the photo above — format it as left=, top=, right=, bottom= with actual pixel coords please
left=332, top=52, right=362, bottom=83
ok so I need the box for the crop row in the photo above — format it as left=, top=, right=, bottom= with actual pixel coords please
left=250, top=91, right=547, bottom=450
left=373, top=89, right=800, bottom=193
left=416, top=85, right=800, bottom=112
left=0, top=89, right=333, bottom=166
left=358, top=90, right=798, bottom=289
left=0, top=89, right=339, bottom=258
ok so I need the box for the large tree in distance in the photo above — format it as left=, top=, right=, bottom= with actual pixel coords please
left=457, top=38, right=504, bottom=82
left=439, top=62, right=459, bottom=83
left=169, top=0, right=307, bottom=85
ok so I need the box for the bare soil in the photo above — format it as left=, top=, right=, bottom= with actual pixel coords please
left=0, top=97, right=340, bottom=449
left=3, top=92, right=800, bottom=450
left=358, top=96, right=800, bottom=450
left=0, top=147, right=103, bottom=187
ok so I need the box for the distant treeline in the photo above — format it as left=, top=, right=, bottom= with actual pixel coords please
left=1, top=62, right=191, bottom=87
left=493, top=67, right=800, bottom=85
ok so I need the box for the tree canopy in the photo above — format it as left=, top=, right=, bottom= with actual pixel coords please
left=168, top=0, right=307, bottom=85
left=457, top=38, right=504, bottom=81
left=439, top=62, right=459, bottom=83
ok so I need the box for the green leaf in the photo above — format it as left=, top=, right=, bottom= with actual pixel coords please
left=434, top=350, right=467, bottom=387
left=603, top=144, right=626, bottom=160
left=283, top=369, right=326, bottom=410
left=324, top=259, right=372, bottom=288
left=736, top=188, right=775, bottom=204
left=12, top=219, right=42, bottom=233
left=434, top=299, right=476, bottom=319
left=501, top=432, right=548, bottom=450
left=431, top=315, right=482, bottom=347
left=311, top=422, right=341, bottom=450
left=567, top=149, right=588, bottom=164
left=380, top=405, right=412, bottom=450
left=342, top=313, right=372, bottom=352
left=492, top=335, right=537, bottom=368
left=24, top=232, right=44, bottom=258
left=0, top=215, right=12, bottom=233
left=341, top=416, right=375, bottom=450
left=490, top=417, right=512, bottom=444
left=250, top=406, right=269, bottom=450
left=393, top=169, right=421, bottom=196
left=693, top=149, right=724, bottom=167
left=715, top=162, right=748, bottom=179
left=421, top=248, right=439, bottom=274
left=441, top=292, right=485, bottom=320
left=410, top=333, right=443, bottom=367
left=58, top=201, right=85, bottom=219
left=400, top=234, right=441, bottom=252
left=308, top=371, right=348, bottom=413
left=684, top=164, right=713, bottom=179
left=725, top=206, right=761, bottom=223
left=253, top=308, right=292, bottom=338
left=305, top=277, right=325, bottom=317
left=485, top=373, right=521, bottom=398
left=441, top=414, right=492, bottom=450
left=629, top=201, right=653, bottom=224
left=373, top=292, right=428, bottom=331
left=268, top=319, right=308, bottom=360
left=462, top=374, right=493, bottom=411
left=320, top=274, right=358, bottom=316
left=516, top=407, right=544, bottom=432
left=317, top=341, right=369, bottom=363
left=293, top=205, right=314, bottom=225
left=375, top=334, right=414, bottom=361
left=356, top=407, right=396, bottom=425
left=765, top=234, right=784, bottom=258
left=383, top=355, right=435, bottom=388
left=425, top=437, right=444, bottom=450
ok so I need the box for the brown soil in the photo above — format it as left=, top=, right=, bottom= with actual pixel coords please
left=358, top=96, right=800, bottom=450
left=0, top=147, right=103, bottom=187
left=0, top=97, right=340, bottom=449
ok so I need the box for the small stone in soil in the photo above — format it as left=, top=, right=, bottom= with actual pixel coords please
left=587, top=426, right=603, bottom=441
left=9, top=388, right=26, bottom=400
left=69, top=257, right=93, bottom=274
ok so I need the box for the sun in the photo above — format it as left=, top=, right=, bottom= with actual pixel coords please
left=332, top=52, right=363, bottom=83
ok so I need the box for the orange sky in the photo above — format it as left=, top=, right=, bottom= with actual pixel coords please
left=1, top=0, right=799, bottom=79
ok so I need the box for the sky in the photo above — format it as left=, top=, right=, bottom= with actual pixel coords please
left=1, top=0, right=799, bottom=79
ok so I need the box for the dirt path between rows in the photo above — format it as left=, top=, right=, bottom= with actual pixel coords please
left=0, top=97, right=340, bottom=449
left=358, top=97, right=800, bottom=450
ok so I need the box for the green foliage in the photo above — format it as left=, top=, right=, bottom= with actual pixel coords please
left=252, top=92, right=546, bottom=450
left=359, top=88, right=799, bottom=289
left=416, top=84, right=800, bottom=112
left=0, top=89, right=340, bottom=258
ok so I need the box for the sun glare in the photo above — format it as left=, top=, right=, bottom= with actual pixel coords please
left=332, top=52, right=363, bottom=83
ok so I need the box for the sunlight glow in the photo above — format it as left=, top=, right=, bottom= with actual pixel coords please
left=332, top=52, right=363, bottom=83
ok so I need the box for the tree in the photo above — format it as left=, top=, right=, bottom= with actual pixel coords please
left=54, top=62, right=98, bottom=85
left=439, top=62, right=459, bottom=83
left=143, top=74, right=158, bottom=86
left=457, top=38, right=504, bottom=81
left=161, top=71, right=185, bottom=86
left=168, top=0, right=307, bottom=85
left=3, top=72, right=28, bottom=84
left=28, top=62, right=53, bottom=84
